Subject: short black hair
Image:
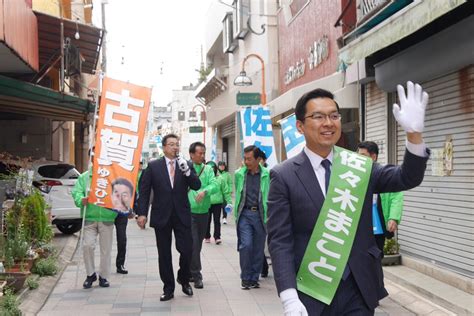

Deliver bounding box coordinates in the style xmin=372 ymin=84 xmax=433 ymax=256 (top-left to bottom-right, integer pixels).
xmin=111 ymin=177 xmax=134 ymax=195
xmin=162 ymin=133 xmax=179 ymax=147
xmin=256 ymin=148 xmax=267 ymax=161
xmin=206 ymin=161 xmax=218 ymax=175
xmin=295 ymin=88 xmax=340 ymax=122
xmin=243 ymin=145 xmax=260 ymax=159
xmin=217 ymin=161 xmax=228 ymax=171
xmin=189 ymin=141 xmax=206 ymax=154
xmin=357 ymin=141 xmax=379 ymax=156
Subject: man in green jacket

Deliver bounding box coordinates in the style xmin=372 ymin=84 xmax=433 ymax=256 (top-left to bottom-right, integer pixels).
xmin=358 ymin=141 xmax=404 ymax=253
xmin=72 ymin=156 xmax=117 ymax=289
xmin=234 ymin=145 xmax=270 ymax=290
xmin=187 ymin=142 xmax=217 ymax=289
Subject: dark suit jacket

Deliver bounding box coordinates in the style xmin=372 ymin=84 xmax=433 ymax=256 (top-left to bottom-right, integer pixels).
xmin=138 ymin=157 xmax=201 ymax=229
xmin=267 ymin=149 xmax=429 ymax=314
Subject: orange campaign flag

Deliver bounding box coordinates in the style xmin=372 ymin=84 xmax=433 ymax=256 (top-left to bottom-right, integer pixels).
xmin=89 ymin=77 xmax=152 ymax=212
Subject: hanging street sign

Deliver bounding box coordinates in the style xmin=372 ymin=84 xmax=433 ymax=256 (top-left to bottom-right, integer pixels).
xmin=237 ymin=92 xmax=261 ymax=106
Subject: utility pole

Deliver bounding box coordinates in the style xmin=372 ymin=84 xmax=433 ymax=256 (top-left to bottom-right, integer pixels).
xmin=101 ymin=0 xmax=107 ymax=73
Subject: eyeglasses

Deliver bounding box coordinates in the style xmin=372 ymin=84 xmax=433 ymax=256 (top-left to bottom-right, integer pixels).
xmin=165 ymin=142 xmax=180 ymax=147
xmin=304 ymin=112 xmax=341 ymax=122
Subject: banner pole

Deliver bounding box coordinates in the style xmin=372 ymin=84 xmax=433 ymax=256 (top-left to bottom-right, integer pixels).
xmin=75 ymin=71 xmax=102 ymax=287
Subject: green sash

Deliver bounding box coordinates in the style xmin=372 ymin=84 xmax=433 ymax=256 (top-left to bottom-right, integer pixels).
xmin=296 ymin=146 xmax=373 ymax=305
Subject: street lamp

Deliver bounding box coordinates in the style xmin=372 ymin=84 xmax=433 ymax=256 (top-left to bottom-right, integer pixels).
xmin=233 ymin=53 xmax=266 ymax=105
xmin=192 ymin=104 xmax=206 ymax=145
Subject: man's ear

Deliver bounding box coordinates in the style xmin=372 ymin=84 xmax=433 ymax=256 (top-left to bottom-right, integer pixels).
xmin=296 ymin=119 xmax=304 ymax=135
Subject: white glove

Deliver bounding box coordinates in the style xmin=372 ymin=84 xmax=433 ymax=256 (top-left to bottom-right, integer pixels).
xmin=393 ymin=81 xmax=429 ymax=133
xmin=280 ymin=288 xmax=308 ymax=316
xmin=177 ymin=156 xmax=190 ymax=176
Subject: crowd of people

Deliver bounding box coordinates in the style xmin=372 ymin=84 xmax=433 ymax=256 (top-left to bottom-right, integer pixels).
xmin=72 ymin=81 xmax=429 ymax=315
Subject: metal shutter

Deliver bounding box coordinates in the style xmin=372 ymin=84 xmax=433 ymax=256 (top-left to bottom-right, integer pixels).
xmin=365 ymin=82 xmax=388 ymax=164
xmin=396 ymin=66 xmax=474 ymax=276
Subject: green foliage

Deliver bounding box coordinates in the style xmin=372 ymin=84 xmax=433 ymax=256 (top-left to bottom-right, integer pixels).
xmin=26 ymin=276 xmax=39 ymax=290
xmin=32 ymin=257 xmax=58 ymax=277
xmin=196 ymin=65 xmax=213 ymax=84
xmin=0 ymin=288 xmax=22 ymax=316
xmin=5 ymin=189 xmax=53 ymax=248
xmin=383 ymin=238 xmax=399 ymax=255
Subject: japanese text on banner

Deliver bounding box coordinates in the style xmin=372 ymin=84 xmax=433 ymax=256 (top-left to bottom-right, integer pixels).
xmin=89 ymin=77 xmax=152 ymax=211
xmin=279 ymin=114 xmax=306 ymax=159
xmin=238 ymin=106 xmax=278 ymax=168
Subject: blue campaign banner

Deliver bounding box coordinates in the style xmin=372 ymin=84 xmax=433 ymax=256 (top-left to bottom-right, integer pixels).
xmin=211 ymin=128 xmax=217 ymax=162
xmin=238 ymin=106 xmax=278 ymax=168
xmin=372 ymin=195 xmax=384 ymax=235
xmin=279 ymin=114 xmax=306 ymax=159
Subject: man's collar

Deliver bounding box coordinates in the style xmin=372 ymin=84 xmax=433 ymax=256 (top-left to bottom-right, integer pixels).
xmin=304 ymin=146 xmax=334 ymax=169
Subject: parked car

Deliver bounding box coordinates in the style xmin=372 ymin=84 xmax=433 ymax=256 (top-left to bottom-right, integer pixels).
xmin=32 ymin=161 xmax=82 ymax=235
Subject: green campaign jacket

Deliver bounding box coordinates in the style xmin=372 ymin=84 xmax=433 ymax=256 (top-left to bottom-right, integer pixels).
xmin=234 ymin=164 xmax=270 ymax=224
xmin=380 ymin=191 xmax=403 ymax=224
xmin=188 ymin=163 xmax=218 ymax=214
xmin=71 ymin=170 xmax=117 ymax=222
xmin=210 ymin=174 xmax=232 ymax=205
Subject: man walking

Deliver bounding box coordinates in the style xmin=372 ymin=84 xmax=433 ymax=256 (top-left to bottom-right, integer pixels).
xmin=357 ymin=141 xmax=404 ymax=254
xmin=137 ymin=134 xmax=201 ymax=301
xmin=188 ymin=142 xmax=217 ymax=289
xmin=72 ymin=152 xmax=117 ymax=289
xmin=234 ymin=145 xmax=270 ymax=290
xmin=267 ymin=82 xmax=430 ymax=315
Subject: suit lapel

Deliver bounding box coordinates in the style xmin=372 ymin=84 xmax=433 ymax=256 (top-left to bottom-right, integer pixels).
xmin=293 ymin=151 xmax=325 ymax=210
xmin=160 ymin=158 xmax=173 ymax=188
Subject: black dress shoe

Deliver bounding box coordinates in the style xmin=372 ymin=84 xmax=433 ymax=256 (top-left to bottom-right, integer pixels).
xmin=194 ymin=279 xmax=203 ymax=289
xmin=99 ymin=276 xmax=110 ymax=287
xmin=181 ymin=283 xmax=193 ymax=296
xmin=117 ymin=265 xmax=128 ymax=274
xmin=83 ymin=273 xmax=97 ymax=289
xmin=160 ymin=293 xmax=174 ymax=301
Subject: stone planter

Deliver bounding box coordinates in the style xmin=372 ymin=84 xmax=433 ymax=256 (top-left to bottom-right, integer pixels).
xmin=382 ymin=253 xmax=401 ymax=266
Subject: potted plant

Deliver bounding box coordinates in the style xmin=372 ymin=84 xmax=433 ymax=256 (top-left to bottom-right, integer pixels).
xmin=382 ymin=238 xmax=401 ymax=266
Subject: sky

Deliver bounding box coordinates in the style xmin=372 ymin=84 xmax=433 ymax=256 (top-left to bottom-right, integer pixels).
xmin=92 ymin=0 xmax=213 ymax=106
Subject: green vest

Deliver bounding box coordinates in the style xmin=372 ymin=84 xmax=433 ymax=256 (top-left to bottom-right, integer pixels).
xmin=188 ymin=163 xmax=218 ymax=214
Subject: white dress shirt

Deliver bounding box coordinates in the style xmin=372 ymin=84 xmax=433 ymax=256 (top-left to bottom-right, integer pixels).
xmin=164 ymin=156 xmax=175 ymax=187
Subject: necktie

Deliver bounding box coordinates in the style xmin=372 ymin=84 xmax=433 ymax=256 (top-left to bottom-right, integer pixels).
xmin=169 ymin=160 xmax=175 ymax=187
xmin=321 ymin=158 xmax=351 ymax=280
xmin=321 ymin=159 xmax=331 ymax=194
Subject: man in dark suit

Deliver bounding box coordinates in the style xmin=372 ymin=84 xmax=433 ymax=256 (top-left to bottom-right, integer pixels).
xmin=137 ymin=133 xmax=201 ymax=301
xmin=268 ymin=82 xmax=429 ymax=315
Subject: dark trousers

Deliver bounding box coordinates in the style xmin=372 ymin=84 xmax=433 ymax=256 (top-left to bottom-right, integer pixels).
xmin=205 ymin=204 xmax=222 ymax=239
xmin=190 ymin=213 xmax=209 ymax=280
xmin=375 ymin=235 xmax=385 ymax=258
xmin=222 ymin=203 xmax=227 ymax=219
xmin=238 ymin=208 xmax=266 ymax=282
xmin=114 ymin=215 xmax=128 ymax=268
xmin=154 ymin=212 xmax=192 ymax=295
xmin=299 ymin=273 xmax=374 ymax=316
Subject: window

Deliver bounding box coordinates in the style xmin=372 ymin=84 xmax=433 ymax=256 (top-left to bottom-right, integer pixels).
xmin=37 ymin=164 xmax=79 ymax=179
xmin=233 ymin=0 xmax=250 ymax=40
xmin=223 ymin=12 xmax=238 ymax=53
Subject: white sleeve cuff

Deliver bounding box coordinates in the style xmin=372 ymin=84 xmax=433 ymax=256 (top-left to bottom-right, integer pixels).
xmin=184 ymin=169 xmax=191 ymax=177
xmin=406 ymin=139 xmax=427 ymax=157
xmin=280 ymin=288 xmax=298 ymax=302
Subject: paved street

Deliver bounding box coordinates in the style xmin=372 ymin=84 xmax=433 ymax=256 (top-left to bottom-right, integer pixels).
xmin=37 ymin=218 xmax=454 ymax=316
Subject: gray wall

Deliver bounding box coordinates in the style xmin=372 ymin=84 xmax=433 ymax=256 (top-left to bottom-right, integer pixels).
xmin=0 ymin=116 xmax=52 ymax=160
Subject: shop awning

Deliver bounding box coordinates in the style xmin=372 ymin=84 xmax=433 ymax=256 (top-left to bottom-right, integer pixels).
xmin=0 ymin=74 xmax=93 ymax=121
xmin=34 ymin=11 xmax=103 ymax=74
xmin=338 ymin=0 xmax=467 ymax=66
xmin=267 ymin=72 xmax=359 ymax=118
